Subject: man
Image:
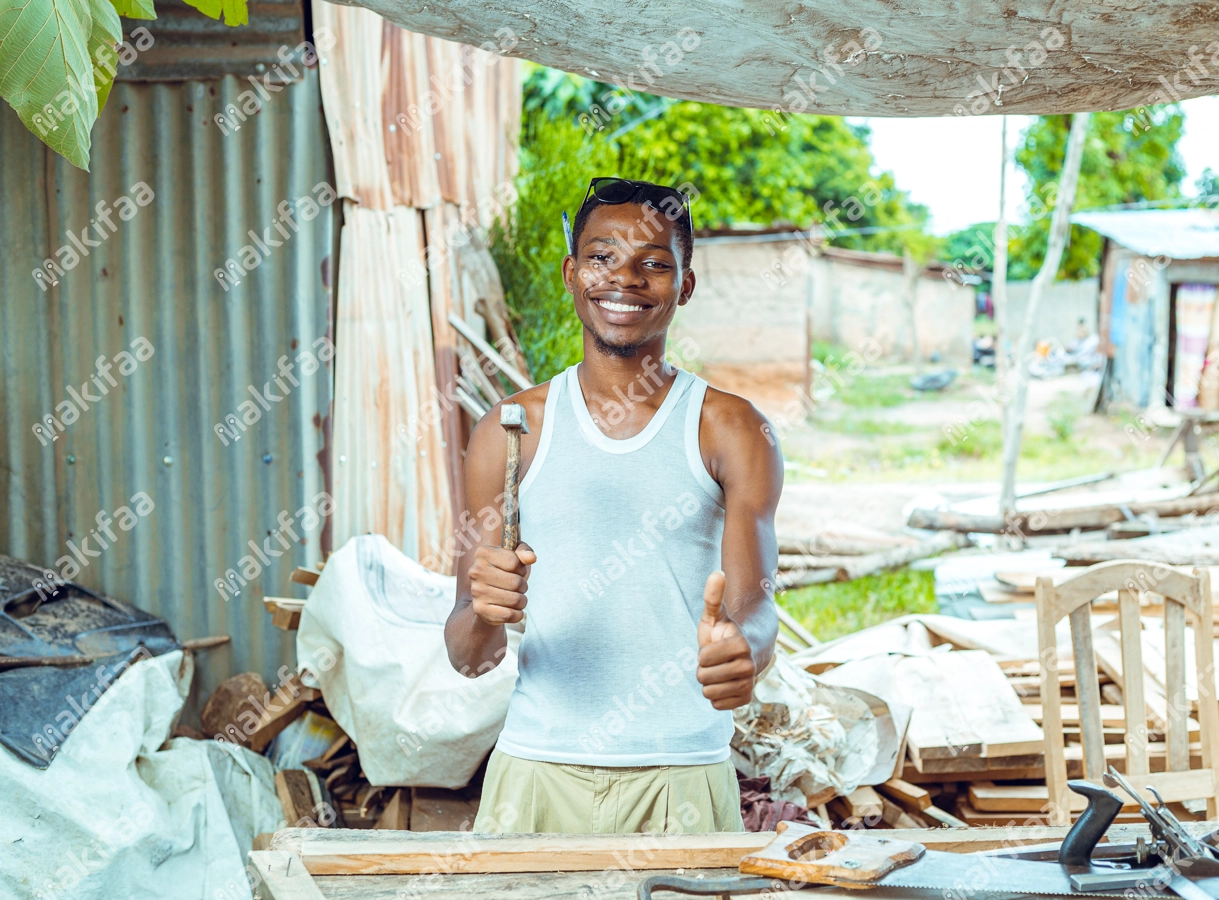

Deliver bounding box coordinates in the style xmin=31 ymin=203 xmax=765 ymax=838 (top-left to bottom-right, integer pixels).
xmin=445 ymin=177 xmax=782 ymax=834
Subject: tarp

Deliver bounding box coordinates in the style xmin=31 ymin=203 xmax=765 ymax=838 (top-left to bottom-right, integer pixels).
xmin=1 ymin=651 xmax=282 ymax=900
xmin=296 ymin=534 xmax=521 ymax=787
xmin=325 ymin=0 xmax=1219 ymax=115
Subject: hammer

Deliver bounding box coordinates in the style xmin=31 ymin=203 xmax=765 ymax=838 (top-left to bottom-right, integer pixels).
xmin=500 ymin=403 xmax=529 ymax=552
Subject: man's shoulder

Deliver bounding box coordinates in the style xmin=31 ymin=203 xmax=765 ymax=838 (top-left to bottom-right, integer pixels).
xmin=699 ymin=383 xmax=770 ymax=434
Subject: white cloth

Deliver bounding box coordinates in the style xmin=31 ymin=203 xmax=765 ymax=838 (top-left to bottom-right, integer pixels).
xmin=0 ymin=651 xmax=282 ymax=900
xmin=296 ymin=534 xmax=520 ymax=787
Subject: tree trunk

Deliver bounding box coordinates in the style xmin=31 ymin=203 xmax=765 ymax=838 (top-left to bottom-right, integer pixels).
xmin=903 ymin=249 xmax=922 ymax=373
xmin=993 ymin=117 xmax=1010 ymax=392
xmin=999 ymin=113 xmax=1090 ymax=514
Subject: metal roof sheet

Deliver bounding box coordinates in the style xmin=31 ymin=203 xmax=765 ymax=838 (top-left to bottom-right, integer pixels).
xmin=1072 ymin=209 xmax=1219 ymax=261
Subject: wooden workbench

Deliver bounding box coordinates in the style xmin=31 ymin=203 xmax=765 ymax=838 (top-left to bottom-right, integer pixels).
xmin=252 ymin=824 xmax=1157 ymax=899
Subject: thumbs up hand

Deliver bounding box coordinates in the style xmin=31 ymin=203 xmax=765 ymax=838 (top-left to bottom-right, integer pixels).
xmin=696 ymin=571 xmax=757 ymax=710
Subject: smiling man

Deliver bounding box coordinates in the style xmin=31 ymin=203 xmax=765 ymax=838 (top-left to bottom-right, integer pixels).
xmin=445 ymin=177 xmax=782 ymax=834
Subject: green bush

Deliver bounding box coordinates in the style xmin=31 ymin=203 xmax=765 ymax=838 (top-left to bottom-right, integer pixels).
xmin=489 ymin=115 xmax=617 ymax=383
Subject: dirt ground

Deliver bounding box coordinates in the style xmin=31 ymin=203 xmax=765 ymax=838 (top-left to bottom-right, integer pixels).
xmin=699 ymin=360 xmax=1193 ymax=539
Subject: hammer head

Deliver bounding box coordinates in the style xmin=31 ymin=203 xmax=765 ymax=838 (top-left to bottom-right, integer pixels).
xmin=500 ymin=402 xmax=529 ymax=434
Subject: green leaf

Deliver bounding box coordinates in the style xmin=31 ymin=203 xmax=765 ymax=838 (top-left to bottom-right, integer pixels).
xmin=0 ymin=0 xmax=121 ymax=169
xmin=181 ymin=0 xmax=246 ymax=26
xmin=108 ymin=0 xmax=156 ymax=20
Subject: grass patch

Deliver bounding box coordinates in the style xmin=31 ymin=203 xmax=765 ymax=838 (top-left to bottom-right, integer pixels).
xmin=834 ymin=373 xmax=912 ymax=408
xmin=819 ymin=417 xmax=920 ymax=436
xmin=937 ymin=420 xmax=1002 ymax=459
xmin=778 ymin=567 xmax=937 ymax=642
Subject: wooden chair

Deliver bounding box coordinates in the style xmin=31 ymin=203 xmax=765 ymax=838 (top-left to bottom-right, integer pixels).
xmin=1036 ymin=559 xmax=1219 ymax=825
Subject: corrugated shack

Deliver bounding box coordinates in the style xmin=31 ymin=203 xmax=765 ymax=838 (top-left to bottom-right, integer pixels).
xmin=1074 ymin=209 xmax=1219 ymax=410
xmin=0 ymin=0 xmax=522 ymax=712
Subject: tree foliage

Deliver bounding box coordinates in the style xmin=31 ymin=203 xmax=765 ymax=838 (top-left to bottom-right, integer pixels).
xmin=1009 ymin=108 xmax=1185 ymax=280
xmin=0 ymin=0 xmax=245 ymax=169
xmin=496 ymin=65 xmax=933 ymax=379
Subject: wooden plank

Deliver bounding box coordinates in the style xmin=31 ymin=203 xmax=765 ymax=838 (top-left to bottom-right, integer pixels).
xmin=301 ymin=833 xmax=773 ymax=875
xmin=775 ymin=604 xmax=819 ymax=647
xmin=374 ymin=790 xmax=411 ymax=830
xmin=1165 ymin=598 xmax=1190 ymax=771
xmin=1070 ymin=604 xmax=1107 ymax=782
xmin=1138 ymin=769 xmax=1218 ymax=804
xmin=277 ymin=770 xmax=320 ymax=827
xmin=920 ymin=805 xmax=968 ymax=828
xmin=898 ymin=650 xmax=1042 ymax=762
xmin=250 ymin=850 xmax=325 ymax=900
xmin=1022 ymin=703 xmax=1129 ymax=728
xmin=876 ymin=778 xmax=931 ymax=813
xmin=968 ymin=782 xmax=1087 ymax=813
xmin=1190 ymin=567 xmax=1219 ymax=819
xmin=838 ymin=786 xmax=883 ymax=820
xmin=291 ymin=567 xmax=321 ymax=586
xmin=1119 ymin=588 xmax=1151 ymax=778
xmin=1037 ymin=575 xmax=1071 ymax=827
xmin=880 ymin=797 xmax=924 ymax=828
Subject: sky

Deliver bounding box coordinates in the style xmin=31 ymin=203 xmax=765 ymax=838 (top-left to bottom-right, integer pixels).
xmin=848 ymin=96 xmax=1219 ymax=236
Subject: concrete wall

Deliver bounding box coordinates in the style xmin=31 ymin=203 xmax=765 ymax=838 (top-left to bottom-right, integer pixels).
xmin=671 ymin=237 xmax=974 ymax=365
xmin=1004 ymin=278 xmax=1099 ymax=348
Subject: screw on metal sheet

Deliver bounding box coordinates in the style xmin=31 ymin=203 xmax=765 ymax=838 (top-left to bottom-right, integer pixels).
xmin=66 ymin=454 xmax=76 ymax=464
xmin=163 ymin=455 xmax=173 ymax=466
xmin=339 ymin=455 xmax=347 ymax=465
xmin=256 ymin=63 xmax=266 ymax=72
xmin=263 ymin=453 xmax=273 ymax=464
xmin=842 ymin=860 xmax=862 ymax=869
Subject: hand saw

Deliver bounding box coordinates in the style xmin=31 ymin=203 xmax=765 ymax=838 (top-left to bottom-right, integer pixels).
xmin=639 ymin=778 xmax=1219 ymax=899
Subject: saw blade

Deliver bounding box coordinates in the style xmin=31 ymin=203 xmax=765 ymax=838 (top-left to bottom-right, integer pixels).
xmin=875 ymin=850 xmax=1143 ymax=897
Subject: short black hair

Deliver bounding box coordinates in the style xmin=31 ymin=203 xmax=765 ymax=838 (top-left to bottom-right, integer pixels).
xmin=571 ymin=191 xmax=693 ymax=269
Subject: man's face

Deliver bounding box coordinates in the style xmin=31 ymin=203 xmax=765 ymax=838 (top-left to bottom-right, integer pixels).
xmin=562 ymin=201 xmax=695 ymax=358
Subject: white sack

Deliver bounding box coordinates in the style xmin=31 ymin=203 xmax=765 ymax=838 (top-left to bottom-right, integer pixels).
xmin=296 ymin=534 xmax=520 ymax=788
xmin=0 ymin=651 xmax=281 ymax=900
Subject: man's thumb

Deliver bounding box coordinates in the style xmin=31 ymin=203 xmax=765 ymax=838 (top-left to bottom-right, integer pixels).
xmin=701 ymin=571 xmax=726 ymax=625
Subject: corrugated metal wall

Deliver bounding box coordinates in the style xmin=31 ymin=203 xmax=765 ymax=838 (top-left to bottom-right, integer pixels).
xmin=0 ymin=69 xmax=335 ymax=717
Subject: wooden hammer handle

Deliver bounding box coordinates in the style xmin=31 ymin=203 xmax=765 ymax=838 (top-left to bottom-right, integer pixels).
xmin=502 ymin=429 xmax=523 ymax=551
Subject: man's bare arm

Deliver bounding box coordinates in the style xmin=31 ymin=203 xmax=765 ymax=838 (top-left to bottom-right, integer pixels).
xmin=444 ymin=387 xmax=547 ymax=676
xmin=695 ymin=389 xmax=783 ymax=708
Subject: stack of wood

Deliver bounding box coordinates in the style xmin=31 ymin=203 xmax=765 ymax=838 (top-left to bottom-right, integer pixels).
xmin=776 ymin=530 xmax=968 ymax=589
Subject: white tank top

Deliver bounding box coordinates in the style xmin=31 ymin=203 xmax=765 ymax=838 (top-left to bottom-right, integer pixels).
xmin=495 ymin=364 xmax=732 ymax=766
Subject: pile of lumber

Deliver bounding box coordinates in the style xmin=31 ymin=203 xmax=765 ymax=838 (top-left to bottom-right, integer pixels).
xmin=785 ymin=588 xmax=1214 ymax=830
xmin=776 ymin=530 xmax=968 ymax=589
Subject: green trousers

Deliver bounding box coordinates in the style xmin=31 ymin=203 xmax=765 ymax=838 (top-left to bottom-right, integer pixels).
xmin=473 ymin=748 xmax=744 ymax=834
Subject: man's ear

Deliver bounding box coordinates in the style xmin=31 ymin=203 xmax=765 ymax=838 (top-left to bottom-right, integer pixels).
xmin=561 ymin=254 xmax=575 ymax=296
xmin=677 ymin=269 xmax=696 ymax=306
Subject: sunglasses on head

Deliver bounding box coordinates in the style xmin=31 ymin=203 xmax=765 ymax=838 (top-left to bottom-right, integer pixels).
xmin=580 ymin=177 xmax=694 ymax=231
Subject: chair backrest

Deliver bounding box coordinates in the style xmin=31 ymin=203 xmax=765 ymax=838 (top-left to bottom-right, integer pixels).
xmin=1035 ymin=559 xmax=1219 ymax=825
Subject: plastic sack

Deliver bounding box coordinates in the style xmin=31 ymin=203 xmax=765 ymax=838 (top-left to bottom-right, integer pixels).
xmin=296 ymin=534 xmax=520 ymax=788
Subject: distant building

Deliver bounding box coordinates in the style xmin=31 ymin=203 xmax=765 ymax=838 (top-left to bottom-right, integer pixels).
xmin=1073 ymin=209 xmax=1219 ymax=409
xmin=671 ymin=228 xmax=975 ymax=377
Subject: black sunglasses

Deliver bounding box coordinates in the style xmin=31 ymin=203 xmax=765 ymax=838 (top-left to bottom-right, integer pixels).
xmin=580 ymin=177 xmax=694 ymax=231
